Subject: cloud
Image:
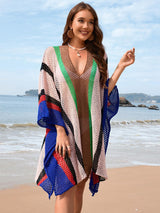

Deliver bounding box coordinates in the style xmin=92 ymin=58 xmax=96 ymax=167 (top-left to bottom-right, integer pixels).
xmin=0 ymin=0 xmax=39 ymax=13
xmin=26 ymin=58 xmax=41 ymax=64
xmin=0 ymin=0 xmax=80 ymax=14
xmin=111 ymin=27 xmax=152 ymax=41
xmin=0 ymin=0 xmax=159 ymax=95
xmin=42 ymin=0 xmax=75 ymax=10
xmin=0 ymin=0 xmax=157 ymax=17
xmin=98 ymin=0 xmax=160 ymax=25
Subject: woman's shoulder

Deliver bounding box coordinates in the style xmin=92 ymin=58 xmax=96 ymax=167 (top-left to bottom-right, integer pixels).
xmin=42 ymin=46 xmax=57 ymax=66
xmin=44 ymin=46 xmax=56 ymax=53
xmin=44 ymin=45 xmax=67 ymax=54
xmin=43 ymin=46 xmax=61 ymax=59
xmin=42 ymin=46 xmax=55 ymax=58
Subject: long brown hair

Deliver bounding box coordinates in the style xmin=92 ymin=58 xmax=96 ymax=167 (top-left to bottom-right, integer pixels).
xmin=62 ymin=2 xmax=108 ymax=87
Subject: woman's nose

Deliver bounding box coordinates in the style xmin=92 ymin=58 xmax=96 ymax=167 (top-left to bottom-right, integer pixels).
xmin=83 ymin=22 xmax=88 ymax=28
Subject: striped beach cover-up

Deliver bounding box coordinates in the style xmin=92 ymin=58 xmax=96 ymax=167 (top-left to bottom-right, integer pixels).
xmin=35 ymin=46 xmax=119 ymax=198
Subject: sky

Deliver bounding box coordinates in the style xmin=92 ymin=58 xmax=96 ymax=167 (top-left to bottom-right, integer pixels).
xmin=0 ymin=0 xmax=159 ymax=95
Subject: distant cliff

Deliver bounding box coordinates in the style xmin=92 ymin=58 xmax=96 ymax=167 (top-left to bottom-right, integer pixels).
xmin=119 ymin=97 xmax=135 ymax=107
xmin=120 ymin=93 xmax=160 ymax=103
xmin=25 ymin=89 xmax=38 ymax=96
xmin=24 ymin=89 xmax=160 ymax=103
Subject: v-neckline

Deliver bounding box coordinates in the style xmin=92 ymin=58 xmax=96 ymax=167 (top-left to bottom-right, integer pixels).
xmin=67 ymin=46 xmax=89 ymax=77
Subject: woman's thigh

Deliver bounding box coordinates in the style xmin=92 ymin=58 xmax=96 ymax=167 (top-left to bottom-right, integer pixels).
xmin=75 ymin=177 xmax=89 ymax=194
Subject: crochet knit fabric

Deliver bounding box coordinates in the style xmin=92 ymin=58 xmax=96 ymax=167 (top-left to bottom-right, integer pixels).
xmin=35 ymin=46 xmax=119 ymax=198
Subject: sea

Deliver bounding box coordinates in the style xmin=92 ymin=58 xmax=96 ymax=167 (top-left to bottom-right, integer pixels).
xmin=0 ymin=95 xmax=160 ymax=189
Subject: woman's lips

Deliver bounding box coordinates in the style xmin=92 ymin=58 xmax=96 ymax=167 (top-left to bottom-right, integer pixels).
xmin=80 ymin=31 xmax=89 ymax=35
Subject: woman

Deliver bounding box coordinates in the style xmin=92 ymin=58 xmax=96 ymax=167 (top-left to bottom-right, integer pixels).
xmin=35 ymin=2 xmax=135 ymax=213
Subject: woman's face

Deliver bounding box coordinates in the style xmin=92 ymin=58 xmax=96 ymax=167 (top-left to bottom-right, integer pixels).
xmin=70 ymin=9 xmax=94 ymax=43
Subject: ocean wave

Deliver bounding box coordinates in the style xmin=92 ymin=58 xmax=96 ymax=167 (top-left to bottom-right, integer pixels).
xmin=0 ymin=123 xmax=38 ymax=128
xmin=131 ymin=161 xmax=160 ymax=167
xmin=0 ymin=119 xmax=160 ymax=129
xmin=111 ymin=119 xmax=160 ymax=126
xmin=0 ymin=148 xmax=40 ymax=154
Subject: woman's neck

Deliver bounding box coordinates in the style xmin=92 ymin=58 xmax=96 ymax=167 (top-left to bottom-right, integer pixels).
xmin=69 ymin=38 xmax=85 ymax=49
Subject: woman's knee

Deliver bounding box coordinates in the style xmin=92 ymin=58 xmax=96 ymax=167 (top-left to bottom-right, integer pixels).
xmin=56 ymin=185 xmax=75 ymax=201
xmin=75 ymin=177 xmax=88 ymax=195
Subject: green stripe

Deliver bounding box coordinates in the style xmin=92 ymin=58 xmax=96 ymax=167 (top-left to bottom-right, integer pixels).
xmin=53 ymin=46 xmax=78 ymax=112
xmin=88 ymin=59 xmax=97 ymax=159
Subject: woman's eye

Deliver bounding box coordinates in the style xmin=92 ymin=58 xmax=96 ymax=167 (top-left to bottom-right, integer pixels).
xmin=78 ymin=19 xmax=94 ymax=25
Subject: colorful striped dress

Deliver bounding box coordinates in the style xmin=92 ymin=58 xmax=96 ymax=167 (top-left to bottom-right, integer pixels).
xmin=35 ymin=46 xmax=119 ymax=198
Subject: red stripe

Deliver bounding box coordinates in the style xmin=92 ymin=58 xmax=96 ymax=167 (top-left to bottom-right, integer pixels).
xmin=38 ymin=174 xmax=48 ymax=186
xmin=47 ymin=102 xmax=61 ymax=112
xmin=53 ymin=151 xmax=75 ymax=185
xmin=92 ymin=172 xmax=100 ymax=185
xmin=46 ymin=128 xmax=51 ymax=135
xmin=39 ymin=94 xmax=61 ymax=112
xmin=39 ymin=95 xmax=46 ymax=104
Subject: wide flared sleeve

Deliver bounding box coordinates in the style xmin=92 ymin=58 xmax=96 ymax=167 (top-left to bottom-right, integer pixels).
xmin=37 ymin=47 xmax=68 ymax=134
xmin=103 ymin=78 xmax=119 ymax=152
xmin=36 ymin=47 xmax=73 ymax=199
xmin=89 ymin=79 xmax=119 ymax=196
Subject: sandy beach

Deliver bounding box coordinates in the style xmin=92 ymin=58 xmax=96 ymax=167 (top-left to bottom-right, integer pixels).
xmin=0 ymin=166 xmax=160 ymax=213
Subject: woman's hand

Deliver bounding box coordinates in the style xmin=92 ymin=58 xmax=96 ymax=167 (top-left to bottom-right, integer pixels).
xmin=118 ymin=47 xmax=135 ymax=68
xmin=108 ymin=47 xmax=135 ymax=95
xmin=55 ymin=125 xmax=71 ymax=158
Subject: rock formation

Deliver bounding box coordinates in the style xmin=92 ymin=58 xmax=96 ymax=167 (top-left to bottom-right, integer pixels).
xmin=119 ymin=97 xmax=136 ymax=107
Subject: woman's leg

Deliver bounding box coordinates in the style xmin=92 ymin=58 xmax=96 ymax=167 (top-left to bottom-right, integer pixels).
xmin=74 ymin=177 xmax=88 ymax=213
xmin=55 ymin=186 xmax=75 ymax=213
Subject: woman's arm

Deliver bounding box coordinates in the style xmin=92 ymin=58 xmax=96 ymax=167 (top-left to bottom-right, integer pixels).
xmin=108 ymin=48 xmax=135 ymax=96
